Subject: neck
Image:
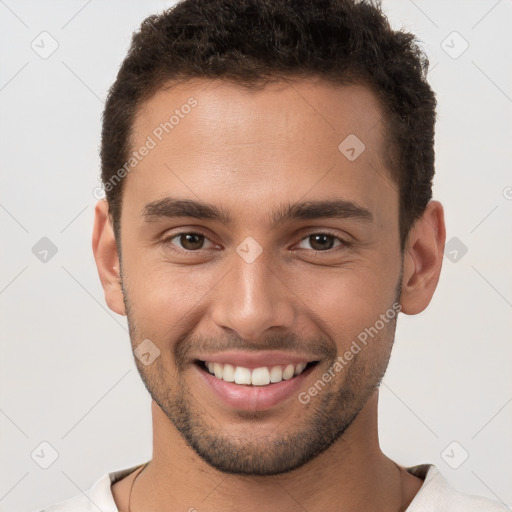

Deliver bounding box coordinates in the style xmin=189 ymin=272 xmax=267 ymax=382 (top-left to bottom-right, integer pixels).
xmin=125 ymin=391 xmax=422 ymax=512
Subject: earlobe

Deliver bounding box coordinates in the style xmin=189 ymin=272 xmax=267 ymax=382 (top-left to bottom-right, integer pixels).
xmin=399 ymin=200 xmax=446 ymax=315
xmin=92 ymin=200 xmax=126 ymax=316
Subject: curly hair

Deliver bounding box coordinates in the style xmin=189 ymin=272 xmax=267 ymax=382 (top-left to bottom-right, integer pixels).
xmin=101 ymin=0 xmax=436 ymax=251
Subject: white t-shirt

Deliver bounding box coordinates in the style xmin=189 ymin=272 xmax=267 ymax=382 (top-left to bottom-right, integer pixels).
xmin=36 ymin=463 xmax=510 ymax=511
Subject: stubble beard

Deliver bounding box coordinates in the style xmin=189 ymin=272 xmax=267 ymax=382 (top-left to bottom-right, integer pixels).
xmin=120 ymin=268 xmax=402 ymax=476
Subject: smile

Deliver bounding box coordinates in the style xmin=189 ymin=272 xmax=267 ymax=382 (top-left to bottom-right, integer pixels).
xmin=193 ymin=355 xmax=320 ymax=411
xmin=199 ymin=360 xmax=318 ymax=386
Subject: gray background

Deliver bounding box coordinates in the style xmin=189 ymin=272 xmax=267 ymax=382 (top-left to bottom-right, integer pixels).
xmin=0 ymin=0 xmax=511 ymax=510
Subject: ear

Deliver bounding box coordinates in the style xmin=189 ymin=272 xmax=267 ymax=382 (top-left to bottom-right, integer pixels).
xmin=92 ymin=200 xmax=126 ymax=316
xmin=399 ymin=200 xmax=446 ymax=315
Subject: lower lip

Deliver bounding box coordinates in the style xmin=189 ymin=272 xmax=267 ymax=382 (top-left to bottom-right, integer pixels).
xmin=195 ymin=363 xmax=316 ymax=411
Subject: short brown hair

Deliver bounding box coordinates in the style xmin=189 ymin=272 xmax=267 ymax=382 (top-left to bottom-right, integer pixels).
xmin=101 ymin=0 xmax=436 ymax=251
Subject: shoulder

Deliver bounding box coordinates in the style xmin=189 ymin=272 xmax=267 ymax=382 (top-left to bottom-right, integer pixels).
xmin=34 ymin=463 xmax=146 ymax=512
xmin=406 ymin=464 xmax=510 ymax=512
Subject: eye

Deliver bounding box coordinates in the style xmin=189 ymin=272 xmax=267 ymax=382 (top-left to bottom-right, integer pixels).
xmin=164 ymin=232 xmax=217 ymax=252
xmin=162 ymin=231 xmax=349 ymax=254
xmin=296 ymin=232 xmax=349 ymax=252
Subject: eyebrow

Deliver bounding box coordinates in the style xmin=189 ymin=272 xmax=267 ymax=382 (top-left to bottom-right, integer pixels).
xmin=142 ymin=196 xmax=374 ymax=226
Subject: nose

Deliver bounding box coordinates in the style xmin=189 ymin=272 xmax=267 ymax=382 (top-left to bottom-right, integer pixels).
xmin=210 ymin=247 xmax=296 ymax=341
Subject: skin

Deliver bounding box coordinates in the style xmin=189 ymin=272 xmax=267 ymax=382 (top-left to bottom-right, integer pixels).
xmin=93 ymin=78 xmax=446 ymax=512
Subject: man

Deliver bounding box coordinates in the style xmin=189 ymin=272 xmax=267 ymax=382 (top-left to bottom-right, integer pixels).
xmin=39 ymin=0 xmax=508 ymax=510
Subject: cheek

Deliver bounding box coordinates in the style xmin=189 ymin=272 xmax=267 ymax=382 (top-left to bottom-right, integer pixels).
xmin=124 ymin=258 xmax=217 ymax=332
xmin=291 ymin=266 xmax=400 ymax=373
xmin=295 ymin=264 xmax=397 ymax=330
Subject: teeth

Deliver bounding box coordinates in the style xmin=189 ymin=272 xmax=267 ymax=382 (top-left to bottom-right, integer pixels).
xmin=213 ymin=362 xmax=223 ymax=379
xmin=222 ymin=363 xmax=235 ymax=382
xmin=203 ymin=361 xmax=311 ymax=386
xmin=282 ymin=364 xmax=295 ymax=380
xmin=269 ymin=366 xmax=283 ymax=382
xmin=294 ymin=362 xmax=307 ymax=375
xmin=251 ymin=367 xmax=271 ymax=386
xmin=234 ymin=366 xmax=251 ymax=385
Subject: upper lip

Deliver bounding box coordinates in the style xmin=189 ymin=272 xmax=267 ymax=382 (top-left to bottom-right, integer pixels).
xmin=194 ymin=350 xmax=319 ymax=369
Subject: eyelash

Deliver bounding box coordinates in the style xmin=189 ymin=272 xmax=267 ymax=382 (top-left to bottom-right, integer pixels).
xmin=162 ymin=230 xmax=351 ymax=254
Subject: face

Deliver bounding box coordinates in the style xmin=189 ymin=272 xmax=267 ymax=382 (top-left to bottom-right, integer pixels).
xmin=114 ymin=79 xmax=404 ymax=475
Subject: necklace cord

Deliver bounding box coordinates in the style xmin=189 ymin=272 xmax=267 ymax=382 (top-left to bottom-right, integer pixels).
xmin=127 ymin=461 xmax=150 ymax=512
xmin=127 ymin=461 xmax=406 ymax=512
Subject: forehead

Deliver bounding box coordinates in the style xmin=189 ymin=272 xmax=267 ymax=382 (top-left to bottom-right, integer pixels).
xmin=124 ymin=77 xmax=397 ymax=230
xmin=132 ymin=77 xmax=387 ymax=153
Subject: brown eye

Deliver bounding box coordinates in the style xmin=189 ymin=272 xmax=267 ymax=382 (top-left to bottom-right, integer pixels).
xmin=166 ymin=232 xmax=215 ymax=252
xmin=179 ymin=233 xmax=205 ymax=250
xmin=296 ymin=233 xmax=347 ymax=252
